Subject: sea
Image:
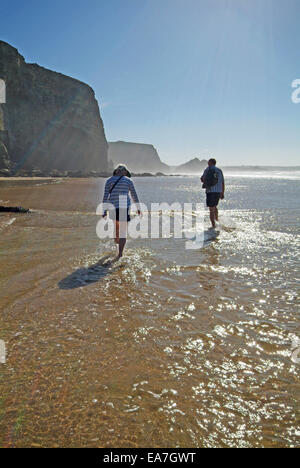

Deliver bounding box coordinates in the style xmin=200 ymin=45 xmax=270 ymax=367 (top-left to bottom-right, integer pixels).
xmin=0 ymin=170 xmax=299 ymax=447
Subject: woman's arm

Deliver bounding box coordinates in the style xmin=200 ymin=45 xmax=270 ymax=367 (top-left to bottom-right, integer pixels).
xmin=129 ymin=180 xmax=141 ymax=214
xmin=102 ymin=180 xmax=110 ymax=216
xmin=129 ymin=180 xmax=140 ymax=204
xmin=102 ymin=180 xmax=110 ymax=204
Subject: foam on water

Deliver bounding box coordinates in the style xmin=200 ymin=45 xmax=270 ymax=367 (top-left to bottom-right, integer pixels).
xmin=0 ymin=216 xmax=16 ymax=231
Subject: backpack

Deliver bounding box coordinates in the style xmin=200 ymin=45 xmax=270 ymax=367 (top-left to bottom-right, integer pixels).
xmin=203 ymin=167 xmax=218 ymax=188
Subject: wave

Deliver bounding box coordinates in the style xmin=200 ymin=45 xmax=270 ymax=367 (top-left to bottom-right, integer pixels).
xmin=224 ymin=171 xmax=300 ymax=180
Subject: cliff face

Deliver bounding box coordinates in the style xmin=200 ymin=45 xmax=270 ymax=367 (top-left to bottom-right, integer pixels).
xmin=0 ymin=41 xmax=108 ymax=174
xmin=108 ymin=141 xmax=170 ymax=174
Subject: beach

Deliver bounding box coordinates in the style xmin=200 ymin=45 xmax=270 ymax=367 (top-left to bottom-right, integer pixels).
xmin=0 ymin=173 xmax=299 ymax=448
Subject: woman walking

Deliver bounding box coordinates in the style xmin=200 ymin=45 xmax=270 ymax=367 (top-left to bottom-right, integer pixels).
xmin=102 ymin=164 xmax=141 ymax=258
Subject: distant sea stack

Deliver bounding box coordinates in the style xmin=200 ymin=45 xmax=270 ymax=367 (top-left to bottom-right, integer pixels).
xmin=108 ymin=141 xmax=170 ymax=174
xmin=0 ymin=41 xmax=108 ymax=175
xmin=174 ymin=157 xmax=207 ymax=174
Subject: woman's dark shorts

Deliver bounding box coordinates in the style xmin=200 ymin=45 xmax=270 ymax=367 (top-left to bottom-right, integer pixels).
xmin=110 ymin=208 xmax=131 ymax=222
xmin=206 ymin=193 xmax=221 ymax=207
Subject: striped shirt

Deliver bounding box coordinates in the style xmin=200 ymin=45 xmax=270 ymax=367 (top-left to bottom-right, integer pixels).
xmin=102 ymin=176 xmax=140 ymax=209
xmin=201 ymin=166 xmax=224 ymax=193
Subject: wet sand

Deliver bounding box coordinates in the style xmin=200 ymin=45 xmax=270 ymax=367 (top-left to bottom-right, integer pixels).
xmin=0 ymin=177 xmax=299 ymax=447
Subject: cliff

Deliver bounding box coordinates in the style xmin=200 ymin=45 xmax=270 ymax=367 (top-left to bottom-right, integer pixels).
xmin=108 ymin=141 xmax=170 ymax=174
xmin=0 ymin=41 xmax=108 ymax=175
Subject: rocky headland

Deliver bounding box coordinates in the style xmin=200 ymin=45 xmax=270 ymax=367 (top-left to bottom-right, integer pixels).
xmin=0 ymin=41 xmax=108 ymax=176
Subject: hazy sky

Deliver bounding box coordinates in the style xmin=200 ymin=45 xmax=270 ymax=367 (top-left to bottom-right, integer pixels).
xmin=1 ymin=0 xmax=300 ymax=165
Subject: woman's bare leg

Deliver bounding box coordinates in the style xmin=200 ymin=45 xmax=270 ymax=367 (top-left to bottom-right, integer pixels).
xmin=118 ymin=221 xmax=127 ymax=257
xmin=115 ymin=221 xmax=119 ymax=244
xmin=118 ymin=238 xmax=127 ymax=258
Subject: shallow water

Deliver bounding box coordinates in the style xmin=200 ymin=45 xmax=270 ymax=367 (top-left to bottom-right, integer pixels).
xmin=0 ymin=175 xmax=299 ymax=447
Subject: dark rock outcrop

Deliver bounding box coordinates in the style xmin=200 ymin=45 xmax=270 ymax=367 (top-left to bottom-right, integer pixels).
xmin=0 ymin=206 xmax=30 ymax=213
xmin=0 ymin=41 xmax=108 ymax=175
xmin=108 ymin=141 xmax=170 ymax=174
xmin=174 ymin=157 xmax=207 ymax=174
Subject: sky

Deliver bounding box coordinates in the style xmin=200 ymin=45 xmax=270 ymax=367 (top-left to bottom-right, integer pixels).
xmin=1 ymin=0 xmax=300 ymax=166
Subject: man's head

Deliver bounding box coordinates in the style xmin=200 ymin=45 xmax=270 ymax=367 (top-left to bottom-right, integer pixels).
xmin=208 ymin=158 xmax=216 ymax=167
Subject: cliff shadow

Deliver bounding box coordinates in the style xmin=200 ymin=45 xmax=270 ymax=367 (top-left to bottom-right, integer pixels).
xmin=58 ymin=255 xmax=118 ymax=290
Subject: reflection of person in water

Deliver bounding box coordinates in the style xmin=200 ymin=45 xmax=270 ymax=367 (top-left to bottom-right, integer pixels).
xmin=102 ymin=164 xmax=141 ymax=258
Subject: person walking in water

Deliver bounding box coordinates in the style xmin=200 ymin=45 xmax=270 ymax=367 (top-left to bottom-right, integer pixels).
xmin=102 ymin=164 xmax=141 ymax=258
xmin=201 ymin=158 xmax=225 ymax=229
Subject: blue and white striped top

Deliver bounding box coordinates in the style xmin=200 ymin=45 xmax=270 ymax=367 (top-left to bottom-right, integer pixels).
xmin=201 ymin=166 xmax=225 ymax=193
xmin=102 ymin=176 xmax=140 ymax=209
